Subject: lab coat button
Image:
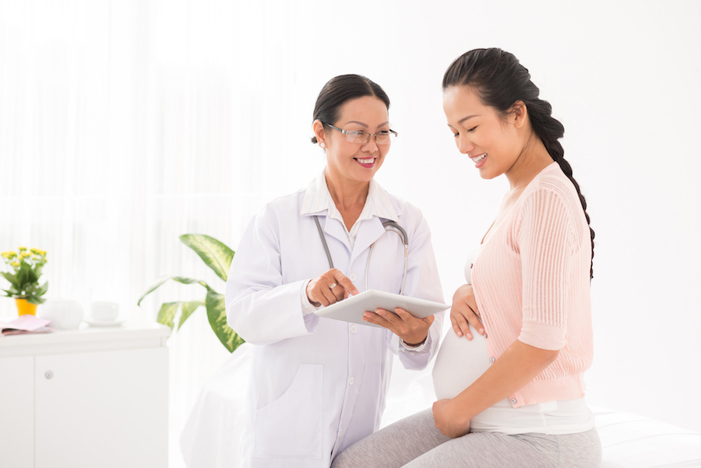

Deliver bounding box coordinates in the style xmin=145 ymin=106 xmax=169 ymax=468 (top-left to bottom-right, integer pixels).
xmin=489 ymin=357 xmax=495 ymax=363
xmin=349 ymin=273 xmax=357 ymax=281
xmin=511 ymin=398 xmax=517 ymax=404
xmin=348 ymin=377 xmax=354 ymax=385
xmin=350 ymin=325 xmax=357 ymax=334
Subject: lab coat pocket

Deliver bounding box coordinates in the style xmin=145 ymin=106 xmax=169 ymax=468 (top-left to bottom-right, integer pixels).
xmin=253 ymin=364 xmax=323 ymax=459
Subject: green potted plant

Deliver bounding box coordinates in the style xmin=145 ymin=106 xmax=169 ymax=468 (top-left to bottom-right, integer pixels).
xmin=1 ymin=247 xmax=49 ymax=316
xmin=138 ymin=234 xmax=244 ymax=353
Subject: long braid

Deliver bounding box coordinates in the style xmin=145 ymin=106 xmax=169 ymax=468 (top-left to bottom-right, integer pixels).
xmin=528 ymin=100 xmax=595 ymax=279
xmin=443 ymin=48 xmax=595 ymax=279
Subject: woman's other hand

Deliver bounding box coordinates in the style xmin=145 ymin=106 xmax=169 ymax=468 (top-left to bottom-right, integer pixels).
xmin=451 ymin=284 xmax=484 ymax=340
xmin=363 ymin=307 xmax=434 ymax=346
xmin=306 ymin=269 xmax=359 ymax=307
xmin=432 ymin=399 xmax=470 ymax=438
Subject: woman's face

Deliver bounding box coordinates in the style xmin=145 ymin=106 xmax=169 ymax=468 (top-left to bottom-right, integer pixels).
xmin=319 ymin=96 xmax=391 ymax=185
xmin=443 ymin=85 xmax=524 ymax=180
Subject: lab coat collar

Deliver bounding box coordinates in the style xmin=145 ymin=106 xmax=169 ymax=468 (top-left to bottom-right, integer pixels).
xmin=300 ymin=169 xmax=401 ymax=221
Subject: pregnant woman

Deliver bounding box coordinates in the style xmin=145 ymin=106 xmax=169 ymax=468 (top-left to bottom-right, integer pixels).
xmin=331 ymin=48 xmax=601 ymax=467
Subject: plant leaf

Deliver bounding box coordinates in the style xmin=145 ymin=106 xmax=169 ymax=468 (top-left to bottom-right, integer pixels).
xmin=1 ymin=272 xmax=19 ymax=288
xmin=157 ymin=302 xmax=181 ymax=330
xmin=26 ymin=295 xmax=45 ymax=305
xmin=177 ymin=300 xmax=205 ymax=330
xmin=180 ymin=234 xmax=235 ymax=282
xmin=205 ymin=290 xmax=244 ymax=353
xmin=17 ymin=265 xmax=30 ymax=289
xmin=137 ymin=275 xmax=211 ymax=306
xmin=36 ymin=281 xmax=48 ymax=296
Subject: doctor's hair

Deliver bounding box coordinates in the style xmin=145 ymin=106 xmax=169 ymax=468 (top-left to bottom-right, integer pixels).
xmin=310 ymin=74 xmax=390 ymax=144
xmin=443 ymin=48 xmax=595 ymax=279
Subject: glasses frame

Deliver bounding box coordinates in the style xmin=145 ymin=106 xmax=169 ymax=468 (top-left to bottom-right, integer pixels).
xmin=322 ymin=122 xmax=398 ymax=145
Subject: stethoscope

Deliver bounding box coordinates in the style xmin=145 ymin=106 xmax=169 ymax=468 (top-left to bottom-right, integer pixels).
xmin=313 ymin=215 xmax=409 ymax=295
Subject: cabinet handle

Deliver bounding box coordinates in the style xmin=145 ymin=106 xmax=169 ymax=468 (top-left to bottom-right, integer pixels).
xmin=45 ymin=370 xmax=54 ymax=379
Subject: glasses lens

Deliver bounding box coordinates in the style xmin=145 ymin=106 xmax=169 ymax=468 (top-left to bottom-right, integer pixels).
xmin=376 ymin=131 xmax=396 ymax=145
xmin=346 ymin=131 xmax=365 ymax=144
xmin=375 ymin=132 xmax=390 ymax=145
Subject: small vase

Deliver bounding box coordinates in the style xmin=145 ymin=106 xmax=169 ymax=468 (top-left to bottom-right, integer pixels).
xmin=15 ymin=297 xmax=38 ymax=316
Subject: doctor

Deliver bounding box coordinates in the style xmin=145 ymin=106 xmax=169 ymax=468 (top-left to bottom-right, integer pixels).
xmin=226 ymin=74 xmax=445 ymax=468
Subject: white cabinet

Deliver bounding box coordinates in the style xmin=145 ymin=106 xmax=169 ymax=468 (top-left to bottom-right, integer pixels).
xmin=0 ymin=323 xmax=170 ymax=468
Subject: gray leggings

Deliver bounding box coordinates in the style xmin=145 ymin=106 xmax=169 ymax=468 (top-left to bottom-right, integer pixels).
xmin=331 ymin=409 xmax=602 ymax=468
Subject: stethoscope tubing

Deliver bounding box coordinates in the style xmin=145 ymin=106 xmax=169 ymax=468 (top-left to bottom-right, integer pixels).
xmin=313 ymin=215 xmax=409 ymax=295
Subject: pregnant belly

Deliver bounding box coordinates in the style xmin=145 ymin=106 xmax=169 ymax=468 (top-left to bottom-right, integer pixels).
xmin=432 ymin=328 xmax=491 ymax=400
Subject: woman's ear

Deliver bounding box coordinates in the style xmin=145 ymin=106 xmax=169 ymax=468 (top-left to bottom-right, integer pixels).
xmin=511 ymin=101 xmax=527 ymax=129
xmin=312 ymin=120 xmax=327 ymax=147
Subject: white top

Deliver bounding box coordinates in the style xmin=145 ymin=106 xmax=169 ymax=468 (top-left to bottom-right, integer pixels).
xmin=432 ymin=245 xmax=595 ymax=435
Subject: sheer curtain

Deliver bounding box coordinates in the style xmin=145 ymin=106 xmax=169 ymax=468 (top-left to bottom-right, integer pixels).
xmin=0 ymin=0 xmax=327 ymax=464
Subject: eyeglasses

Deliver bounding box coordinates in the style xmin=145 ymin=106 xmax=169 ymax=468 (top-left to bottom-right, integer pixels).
xmin=323 ymin=122 xmax=398 ymax=145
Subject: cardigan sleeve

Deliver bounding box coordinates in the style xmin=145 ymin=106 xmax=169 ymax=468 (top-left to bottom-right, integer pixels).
xmin=517 ymin=187 xmax=576 ymax=351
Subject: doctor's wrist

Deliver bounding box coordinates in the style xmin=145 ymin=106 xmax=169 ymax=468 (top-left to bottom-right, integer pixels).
xmin=400 ymin=335 xmax=428 ymax=352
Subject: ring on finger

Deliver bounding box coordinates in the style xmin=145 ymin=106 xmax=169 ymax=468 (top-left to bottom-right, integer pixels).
xmin=329 ymin=283 xmax=337 ymax=289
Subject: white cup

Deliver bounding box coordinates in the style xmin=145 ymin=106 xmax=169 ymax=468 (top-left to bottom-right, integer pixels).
xmin=91 ymin=302 xmax=119 ymax=322
xmin=39 ymin=299 xmax=84 ymax=330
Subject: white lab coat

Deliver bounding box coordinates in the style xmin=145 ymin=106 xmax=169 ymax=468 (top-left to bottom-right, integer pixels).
xmin=226 ymin=176 xmax=444 ymax=468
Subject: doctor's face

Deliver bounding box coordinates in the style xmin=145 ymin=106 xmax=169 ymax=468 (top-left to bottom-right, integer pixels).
xmin=323 ymin=96 xmax=391 ymax=184
xmin=443 ymin=85 xmax=523 ymax=180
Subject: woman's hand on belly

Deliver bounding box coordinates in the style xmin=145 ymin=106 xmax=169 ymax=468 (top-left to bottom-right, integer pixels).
xmin=451 ymin=284 xmax=484 ymax=340
xmin=433 ymin=398 xmax=471 ymax=438
xmin=363 ymin=307 xmax=433 ymax=346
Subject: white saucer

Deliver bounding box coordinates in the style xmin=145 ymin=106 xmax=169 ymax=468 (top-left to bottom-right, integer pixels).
xmin=84 ymin=318 xmax=127 ymax=327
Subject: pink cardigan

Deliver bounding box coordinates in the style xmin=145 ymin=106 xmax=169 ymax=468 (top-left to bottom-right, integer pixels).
xmin=472 ymin=162 xmax=594 ymax=408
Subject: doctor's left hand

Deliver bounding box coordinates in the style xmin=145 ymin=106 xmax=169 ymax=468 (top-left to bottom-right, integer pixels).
xmin=363 ymin=307 xmax=434 ymax=347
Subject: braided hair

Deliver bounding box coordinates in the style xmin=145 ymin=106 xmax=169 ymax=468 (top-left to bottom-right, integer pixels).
xmin=443 ymin=48 xmax=595 ymax=279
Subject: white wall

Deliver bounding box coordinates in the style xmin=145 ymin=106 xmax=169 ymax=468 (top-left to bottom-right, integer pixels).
xmin=2 ymin=0 xmax=699 ymax=447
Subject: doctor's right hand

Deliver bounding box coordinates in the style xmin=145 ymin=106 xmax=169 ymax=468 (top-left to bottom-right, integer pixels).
xmin=451 ymin=284 xmax=485 ymax=340
xmin=306 ymin=269 xmax=359 ymax=307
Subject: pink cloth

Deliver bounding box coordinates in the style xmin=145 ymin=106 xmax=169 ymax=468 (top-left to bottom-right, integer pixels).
xmin=472 ymin=162 xmax=594 ymax=408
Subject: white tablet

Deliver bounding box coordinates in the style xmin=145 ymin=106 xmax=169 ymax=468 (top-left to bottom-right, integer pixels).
xmin=314 ymin=289 xmax=449 ymax=329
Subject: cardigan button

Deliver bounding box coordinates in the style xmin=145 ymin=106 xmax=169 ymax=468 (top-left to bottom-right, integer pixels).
xmin=489 ymin=357 xmax=495 ymax=363
xmin=511 ymin=398 xmax=517 ymax=404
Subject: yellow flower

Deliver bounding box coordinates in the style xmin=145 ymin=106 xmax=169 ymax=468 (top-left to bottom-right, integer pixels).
xmin=18 ymin=246 xmax=27 ymax=251
xmin=11 ymin=261 xmax=20 ymax=267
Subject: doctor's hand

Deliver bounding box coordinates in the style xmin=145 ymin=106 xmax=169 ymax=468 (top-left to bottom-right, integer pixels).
xmin=451 ymin=284 xmax=484 ymax=340
xmin=363 ymin=307 xmax=434 ymax=347
xmin=306 ymin=269 xmax=359 ymax=307
xmin=433 ymin=398 xmax=471 ymax=438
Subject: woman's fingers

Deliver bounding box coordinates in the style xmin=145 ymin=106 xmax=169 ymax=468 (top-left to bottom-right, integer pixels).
xmin=450 ymin=284 xmax=485 ymax=339
xmin=451 ymin=305 xmax=472 ymax=339
xmin=465 ymin=304 xmax=484 ymax=336
xmin=332 ymin=270 xmax=359 ymax=297
xmin=307 ymin=269 xmax=358 ymax=306
xmin=363 ymin=308 xmax=395 ymax=331
xmin=364 ymin=307 xmax=431 ymax=345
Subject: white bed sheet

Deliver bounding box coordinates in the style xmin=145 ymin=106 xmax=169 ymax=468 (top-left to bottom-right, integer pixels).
xmin=180 ymin=344 xmax=701 ymax=468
